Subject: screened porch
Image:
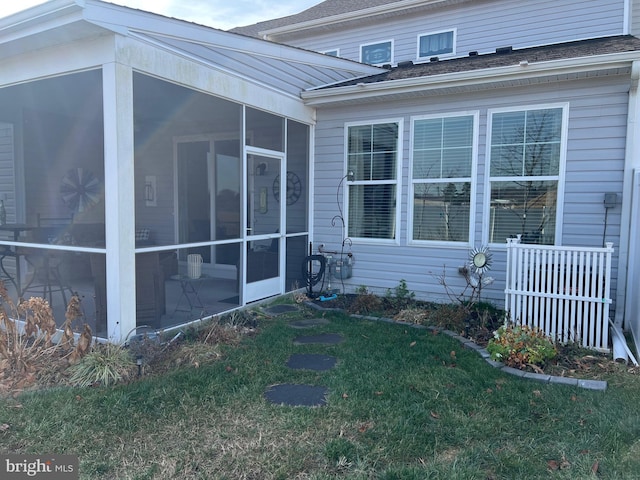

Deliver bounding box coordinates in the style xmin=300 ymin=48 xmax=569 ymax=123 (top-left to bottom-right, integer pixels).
xmin=0 ymin=69 xmax=310 ymax=339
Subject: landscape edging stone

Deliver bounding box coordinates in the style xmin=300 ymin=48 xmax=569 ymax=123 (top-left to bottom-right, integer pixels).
xmin=304 ymin=301 xmax=608 ymax=391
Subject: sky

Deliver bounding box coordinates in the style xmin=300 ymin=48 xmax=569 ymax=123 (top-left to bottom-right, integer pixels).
xmin=0 ymin=0 xmax=322 ymax=30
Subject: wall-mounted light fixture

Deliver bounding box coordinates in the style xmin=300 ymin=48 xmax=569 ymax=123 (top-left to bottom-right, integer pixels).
xmin=145 ymin=175 xmax=157 ymax=207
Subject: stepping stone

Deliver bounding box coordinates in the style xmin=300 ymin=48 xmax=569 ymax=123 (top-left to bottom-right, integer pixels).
xmin=293 ymin=333 xmax=344 ymax=345
xmin=286 ymin=353 xmax=337 ymax=371
xmin=263 ymin=304 xmax=299 ymax=315
xmin=264 ymin=384 xmax=328 ymax=407
xmin=288 ymin=317 xmax=330 ymax=329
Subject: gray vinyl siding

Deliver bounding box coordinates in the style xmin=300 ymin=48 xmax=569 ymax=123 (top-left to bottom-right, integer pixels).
xmin=312 ymin=75 xmax=629 ymax=312
xmin=290 ymin=0 xmax=625 ymax=65
xmin=632 ymin=0 xmax=640 ymax=35
xmin=0 ymin=123 xmax=15 ymax=223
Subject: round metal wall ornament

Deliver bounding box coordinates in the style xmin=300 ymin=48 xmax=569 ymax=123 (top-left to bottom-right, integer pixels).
xmin=60 ymin=168 xmax=101 ymax=213
xmin=273 ymin=171 xmax=302 ymax=205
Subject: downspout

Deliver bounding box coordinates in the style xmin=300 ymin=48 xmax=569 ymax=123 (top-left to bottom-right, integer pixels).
xmin=616 ymin=60 xmax=640 ymax=357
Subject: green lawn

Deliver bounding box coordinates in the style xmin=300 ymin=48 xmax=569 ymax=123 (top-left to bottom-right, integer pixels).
xmin=1 ymin=308 xmax=640 ymax=479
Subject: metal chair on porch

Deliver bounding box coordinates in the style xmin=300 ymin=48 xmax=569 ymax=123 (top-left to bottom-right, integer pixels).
xmin=20 ymin=214 xmax=75 ymax=306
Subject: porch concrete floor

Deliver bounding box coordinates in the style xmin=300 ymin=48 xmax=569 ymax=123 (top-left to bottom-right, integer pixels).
xmin=2 ymin=274 xmax=240 ymax=339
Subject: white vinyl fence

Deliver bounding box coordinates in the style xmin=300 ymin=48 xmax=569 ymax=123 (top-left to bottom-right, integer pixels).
xmin=505 ymin=237 xmax=613 ymax=351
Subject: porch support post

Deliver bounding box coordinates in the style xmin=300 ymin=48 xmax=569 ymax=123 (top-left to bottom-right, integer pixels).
xmin=102 ymin=62 xmax=136 ymax=343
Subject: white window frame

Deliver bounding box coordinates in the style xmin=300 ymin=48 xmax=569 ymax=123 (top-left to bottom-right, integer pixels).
xmin=417 ymin=29 xmax=456 ymax=60
xmin=344 ymin=118 xmax=403 ymax=245
xmin=408 ymin=111 xmax=479 ymax=247
xmin=483 ymin=103 xmax=569 ymax=247
xmin=360 ymin=39 xmax=394 ymax=66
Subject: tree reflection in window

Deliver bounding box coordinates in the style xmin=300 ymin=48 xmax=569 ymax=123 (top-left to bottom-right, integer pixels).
xmin=489 ymin=107 xmax=563 ymax=244
xmin=411 ymin=114 xmax=474 ymax=242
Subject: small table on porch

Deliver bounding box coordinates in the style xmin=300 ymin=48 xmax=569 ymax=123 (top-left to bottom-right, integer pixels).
xmin=170 ymin=274 xmax=210 ymax=316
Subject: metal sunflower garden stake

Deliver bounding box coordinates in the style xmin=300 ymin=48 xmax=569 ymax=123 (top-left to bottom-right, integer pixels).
xmin=466 ymin=246 xmax=494 ymax=304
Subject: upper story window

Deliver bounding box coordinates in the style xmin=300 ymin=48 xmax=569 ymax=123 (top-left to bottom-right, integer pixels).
xmin=487 ymin=105 xmax=566 ymax=245
xmin=346 ymin=120 xmax=402 ymax=241
xmin=360 ymin=40 xmax=393 ymax=65
xmin=410 ymin=112 xmax=477 ymax=244
xmin=418 ymin=29 xmax=455 ymax=59
xmin=321 ymin=49 xmax=339 ymax=57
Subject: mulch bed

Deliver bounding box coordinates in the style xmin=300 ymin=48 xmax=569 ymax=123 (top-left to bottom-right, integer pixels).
xmin=310 ymin=293 xmax=638 ymax=380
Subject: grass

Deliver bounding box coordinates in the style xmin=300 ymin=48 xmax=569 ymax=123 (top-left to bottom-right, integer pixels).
xmin=1 ymin=306 xmax=640 ymax=479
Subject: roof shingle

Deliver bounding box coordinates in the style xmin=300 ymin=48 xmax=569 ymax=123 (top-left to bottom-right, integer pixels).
xmin=316 ymin=35 xmax=640 ymax=89
xmin=230 ymin=0 xmax=407 ymax=36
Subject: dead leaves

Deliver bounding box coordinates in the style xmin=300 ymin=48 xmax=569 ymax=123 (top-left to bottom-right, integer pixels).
xmin=0 ymin=290 xmax=93 ymax=395
xmin=358 ymin=421 xmax=373 ymax=433
xmin=547 ymin=455 xmax=571 ymax=471
xmin=547 ymin=453 xmax=600 ymax=474
xmin=69 ymin=324 xmax=93 ymax=363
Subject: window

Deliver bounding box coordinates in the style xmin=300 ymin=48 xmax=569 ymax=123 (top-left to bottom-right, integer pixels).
xmin=321 ymin=49 xmax=339 ymax=57
xmin=346 ymin=121 xmax=401 ymax=240
xmin=487 ymin=106 xmax=566 ymax=245
xmin=418 ymin=30 xmax=455 ymax=59
xmin=360 ymin=40 xmax=393 ymax=65
xmin=410 ymin=113 xmax=476 ymax=243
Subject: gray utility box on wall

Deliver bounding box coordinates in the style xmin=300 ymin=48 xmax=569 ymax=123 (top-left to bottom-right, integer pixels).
xmin=327 ymin=254 xmax=353 ymax=279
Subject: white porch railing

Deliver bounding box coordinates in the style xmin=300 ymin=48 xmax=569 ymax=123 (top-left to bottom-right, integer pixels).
xmin=505 ymin=237 xmax=614 ymax=351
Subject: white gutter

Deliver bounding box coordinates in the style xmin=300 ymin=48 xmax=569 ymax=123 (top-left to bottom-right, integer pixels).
xmin=0 ymin=0 xmax=82 ymax=35
xmin=301 ymin=50 xmax=640 ymax=105
xmin=617 ymin=61 xmax=640 ymax=333
xmin=259 ymin=0 xmax=464 ymax=38
xmin=624 ymin=0 xmax=631 ymax=35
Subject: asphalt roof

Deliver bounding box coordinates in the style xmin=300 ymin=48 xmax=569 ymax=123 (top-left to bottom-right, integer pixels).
xmin=230 ymin=0 xmax=407 ymax=36
xmin=314 ymin=35 xmax=640 ymax=89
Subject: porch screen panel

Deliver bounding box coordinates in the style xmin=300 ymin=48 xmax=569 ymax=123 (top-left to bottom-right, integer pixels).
xmin=246 ymin=107 xmax=284 ymax=152
xmin=285 ymin=120 xmax=309 ymax=234
xmin=347 ymin=122 xmax=399 ymax=240
xmin=133 ymin=73 xmax=242 ymax=249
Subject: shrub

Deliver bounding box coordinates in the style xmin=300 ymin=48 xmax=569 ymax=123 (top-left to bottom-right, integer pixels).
xmin=68 ymin=343 xmax=135 ymax=387
xmin=347 ymin=289 xmax=383 ymax=315
xmin=384 ymin=279 xmax=415 ymax=310
xmin=487 ymin=324 xmax=557 ymax=369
